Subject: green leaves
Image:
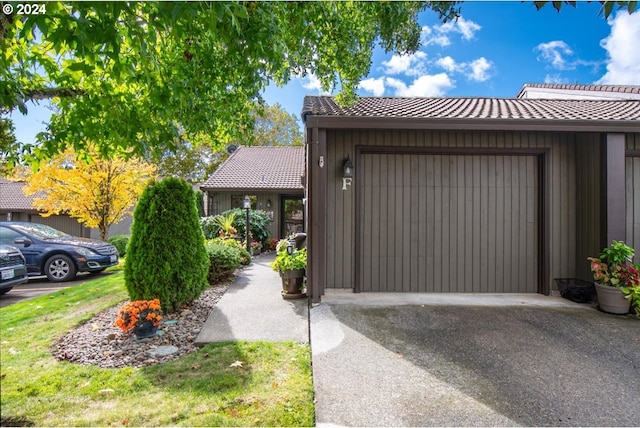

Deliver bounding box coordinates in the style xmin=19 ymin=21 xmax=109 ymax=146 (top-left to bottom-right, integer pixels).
xmin=3 ymin=1 xmax=461 ymax=162
xmin=533 ymin=1 xmax=636 ymax=18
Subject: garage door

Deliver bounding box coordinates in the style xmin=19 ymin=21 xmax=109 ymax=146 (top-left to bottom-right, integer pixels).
xmin=627 ymin=155 xmax=640 ymax=264
xmin=359 ymin=153 xmax=539 ymax=293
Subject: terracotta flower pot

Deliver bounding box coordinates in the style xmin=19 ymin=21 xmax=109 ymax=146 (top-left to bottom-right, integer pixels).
xmin=595 ymin=283 xmax=631 ymax=314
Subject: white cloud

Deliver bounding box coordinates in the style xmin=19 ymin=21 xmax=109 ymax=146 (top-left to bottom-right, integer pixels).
xmin=301 ymin=74 xmax=332 ymax=95
xmin=436 ymin=56 xmax=457 ymax=72
xmin=468 ymin=57 xmax=492 ymax=82
xmin=435 ymin=55 xmax=493 ymax=82
xmin=534 ymin=40 xmax=574 ymax=70
xmin=358 ymin=74 xmax=454 ymax=97
xmin=381 ymin=51 xmax=428 ymax=76
xmin=596 ymin=12 xmax=640 ymax=84
xmin=385 ymin=74 xmax=454 ymax=97
xmin=421 ymin=16 xmax=481 ymax=46
xmin=359 ymin=77 xmax=386 ymax=96
xmin=301 ymin=74 xmax=322 ymax=91
xmin=544 ymin=74 xmax=569 ymax=84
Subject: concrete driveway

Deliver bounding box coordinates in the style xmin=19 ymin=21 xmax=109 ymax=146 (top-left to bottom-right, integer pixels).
xmin=311 ymin=292 xmax=640 ymax=427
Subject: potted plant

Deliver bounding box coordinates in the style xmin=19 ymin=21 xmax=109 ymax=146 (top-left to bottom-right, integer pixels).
xmin=115 ymin=298 xmax=163 ymax=339
xmin=271 ymin=239 xmax=307 ymax=299
xmin=249 ymin=240 xmax=262 ymax=256
xmin=588 ymin=241 xmax=639 ymax=315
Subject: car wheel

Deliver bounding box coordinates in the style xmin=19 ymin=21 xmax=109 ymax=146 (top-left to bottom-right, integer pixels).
xmin=45 ymin=255 xmax=77 ymax=282
xmin=0 ymin=287 xmax=12 ymax=295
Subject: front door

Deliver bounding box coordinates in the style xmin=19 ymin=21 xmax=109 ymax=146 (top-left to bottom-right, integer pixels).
xmin=281 ymin=196 xmax=304 ymax=237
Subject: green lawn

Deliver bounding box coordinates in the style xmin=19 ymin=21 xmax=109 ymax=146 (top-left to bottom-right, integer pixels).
xmin=0 ymin=273 xmax=315 ymax=426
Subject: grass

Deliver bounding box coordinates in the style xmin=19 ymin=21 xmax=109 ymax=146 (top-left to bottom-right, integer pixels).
xmin=0 ymin=273 xmax=315 ymax=426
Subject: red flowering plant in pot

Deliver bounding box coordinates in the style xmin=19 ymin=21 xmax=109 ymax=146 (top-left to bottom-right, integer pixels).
xmin=588 ymin=241 xmax=640 ymax=316
xmin=115 ymin=298 xmax=163 ymax=338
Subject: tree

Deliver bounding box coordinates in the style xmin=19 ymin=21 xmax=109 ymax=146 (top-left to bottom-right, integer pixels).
xmin=153 ymin=103 xmax=303 ymax=181
xmin=0 ymin=1 xmax=460 ymax=163
xmin=252 ymin=103 xmax=304 ymax=147
xmin=0 ymin=118 xmax=18 ymax=175
xmin=153 ymin=138 xmax=223 ymax=183
xmin=23 ymin=145 xmax=156 ymax=241
xmin=2 ymin=1 xmax=634 ymax=165
xmin=124 ymin=177 xmax=209 ymax=312
xmin=534 ymin=1 xmax=637 ymax=18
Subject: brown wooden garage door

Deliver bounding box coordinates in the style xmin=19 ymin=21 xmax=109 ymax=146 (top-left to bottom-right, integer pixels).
xmin=359 ymin=153 xmax=539 ymax=293
xmin=627 ymin=155 xmax=640 ymax=264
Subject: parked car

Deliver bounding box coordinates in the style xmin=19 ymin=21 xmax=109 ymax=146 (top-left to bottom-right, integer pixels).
xmin=0 ymin=244 xmax=29 ymax=294
xmin=0 ymin=222 xmax=118 ymax=282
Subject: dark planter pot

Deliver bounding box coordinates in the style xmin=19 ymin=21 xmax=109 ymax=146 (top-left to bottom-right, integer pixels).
xmin=279 ymin=269 xmax=306 ymax=299
xmin=595 ymin=283 xmax=631 ymax=314
xmin=134 ymin=321 xmax=159 ymax=339
xmin=279 ymin=269 xmax=305 ymax=279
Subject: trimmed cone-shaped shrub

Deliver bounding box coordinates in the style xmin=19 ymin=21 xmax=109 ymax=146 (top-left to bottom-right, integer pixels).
xmin=125 ymin=178 xmax=210 ymax=312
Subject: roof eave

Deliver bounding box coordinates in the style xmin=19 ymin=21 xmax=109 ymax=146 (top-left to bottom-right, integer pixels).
xmin=304 ymin=115 xmax=640 ymax=133
xmin=199 ymin=186 xmax=304 ymax=193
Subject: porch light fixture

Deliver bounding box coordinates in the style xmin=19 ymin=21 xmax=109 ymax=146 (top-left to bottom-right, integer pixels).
xmin=266 ymin=199 xmax=272 ymax=209
xmin=343 ymin=156 xmax=354 ymax=178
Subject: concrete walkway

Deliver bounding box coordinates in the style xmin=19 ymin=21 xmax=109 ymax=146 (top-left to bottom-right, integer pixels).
xmin=196 ymin=261 xmax=640 ymax=427
xmin=194 ymin=253 xmax=308 ymax=345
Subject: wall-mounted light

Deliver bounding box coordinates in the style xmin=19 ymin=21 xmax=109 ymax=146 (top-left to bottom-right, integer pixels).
xmin=266 ymin=199 xmax=272 ymax=209
xmin=343 ymin=156 xmax=354 ymax=178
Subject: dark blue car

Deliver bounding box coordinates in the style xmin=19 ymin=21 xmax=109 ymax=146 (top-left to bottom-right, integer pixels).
xmin=0 ymin=222 xmax=119 ymax=282
xmin=0 ymin=244 xmax=29 ymax=294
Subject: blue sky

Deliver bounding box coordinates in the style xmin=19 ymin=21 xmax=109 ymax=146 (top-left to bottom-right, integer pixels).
xmin=11 ymin=2 xmax=640 ymax=143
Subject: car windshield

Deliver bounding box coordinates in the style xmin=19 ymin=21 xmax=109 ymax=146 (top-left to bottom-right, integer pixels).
xmin=12 ymin=223 xmax=70 ymax=240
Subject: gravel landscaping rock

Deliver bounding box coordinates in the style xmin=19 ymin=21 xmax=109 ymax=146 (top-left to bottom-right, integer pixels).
xmin=52 ymin=284 xmax=229 ymax=368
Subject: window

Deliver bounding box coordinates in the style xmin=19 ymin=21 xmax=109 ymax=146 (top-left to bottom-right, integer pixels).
xmin=231 ymin=195 xmax=257 ymax=210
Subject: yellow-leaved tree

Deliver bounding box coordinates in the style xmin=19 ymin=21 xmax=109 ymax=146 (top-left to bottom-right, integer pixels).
xmin=23 ymin=145 xmax=156 ymax=241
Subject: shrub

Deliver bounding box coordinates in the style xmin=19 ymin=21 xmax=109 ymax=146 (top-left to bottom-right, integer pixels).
xmin=209 ymin=237 xmax=252 ymax=266
xmin=201 ymin=208 xmax=272 ymax=248
xmin=108 ymin=235 xmax=130 ymax=258
xmin=205 ymin=241 xmax=241 ymax=284
xmin=265 ymin=237 xmax=279 ymax=252
xmin=125 ymin=178 xmax=210 ymax=312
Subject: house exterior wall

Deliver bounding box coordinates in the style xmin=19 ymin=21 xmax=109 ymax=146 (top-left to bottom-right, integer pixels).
xmin=323 ymin=129 xmax=581 ymax=294
xmin=574 ymin=133 xmax=601 ymax=281
xmin=1 ymin=212 xmax=91 ymax=238
xmin=627 ymin=134 xmax=640 ymax=263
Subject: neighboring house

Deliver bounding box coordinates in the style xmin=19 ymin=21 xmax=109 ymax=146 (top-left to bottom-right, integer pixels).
xmin=517 ymin=83 xmax=640 ymax=100
xmin=200 ymin=146 xmax=305 ymax=239
xmin=0 ymin=179 xmax=131 ymax=239
xmin=301 ymin=88 xmax=640 ymax=303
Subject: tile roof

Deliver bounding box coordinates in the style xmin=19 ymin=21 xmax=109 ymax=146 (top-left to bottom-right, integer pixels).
xmin=200 ymin=146 xmax=305 ymax=191
xmin=302 ymin=96 xmax=640 ymax=123
xmin=0 ymin=179 xmax=40 ymax=211
xmin=517 ymin=83 xmax=640 ymax=98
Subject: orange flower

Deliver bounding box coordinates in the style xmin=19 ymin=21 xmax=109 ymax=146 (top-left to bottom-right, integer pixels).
xmin=114 ymin=299 xmax=163 ymax=333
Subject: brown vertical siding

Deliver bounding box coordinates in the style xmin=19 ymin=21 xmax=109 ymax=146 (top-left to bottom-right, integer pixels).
xmin=575 ymin=134 xmax=602 ymax=281
xmin=627 ymin=134 xmax=640 ymax=263
xmin=30 ymin=214 xmax=87 ymax=237
xmin=600 ymin=134 xmax=627 ymax=247
xmin=359 ymin=152 xmax=539 ymax=293
xmin=326 ymin=129 xmax=576 ymax=293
